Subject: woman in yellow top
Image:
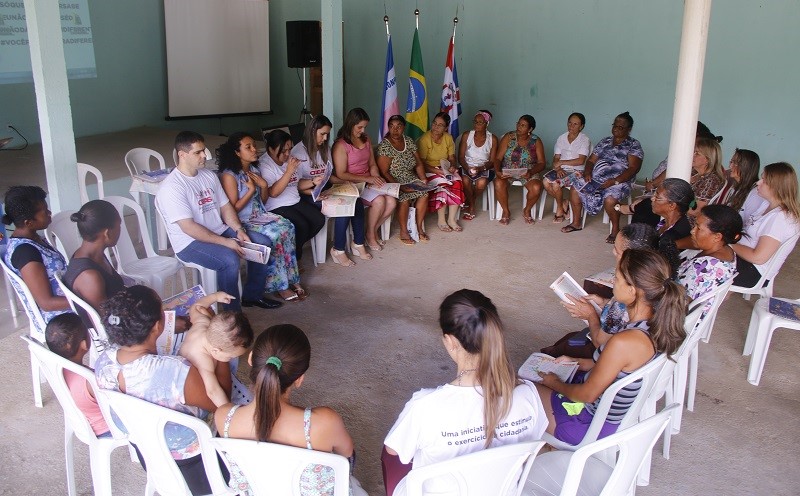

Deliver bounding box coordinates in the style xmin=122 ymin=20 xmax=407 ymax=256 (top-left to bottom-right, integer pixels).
xmin=417 ymin=112 xmax=466 ymax=232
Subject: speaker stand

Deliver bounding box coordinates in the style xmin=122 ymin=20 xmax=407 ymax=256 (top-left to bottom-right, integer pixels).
xmin=299 ymin=67 xmax=312 ymax=125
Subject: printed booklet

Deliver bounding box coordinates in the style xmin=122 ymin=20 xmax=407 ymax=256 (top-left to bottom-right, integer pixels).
xmin=518 ymin=352 xmax=579 ymax=383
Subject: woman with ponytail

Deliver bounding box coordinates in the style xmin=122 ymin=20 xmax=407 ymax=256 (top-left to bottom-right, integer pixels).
xmin=537 ymin=249 xmax=687 ymax=446
xmin=382 ymin=289 xmax=547 ymax=495
xmin=214 ymin=324 xmax=367 ymax=496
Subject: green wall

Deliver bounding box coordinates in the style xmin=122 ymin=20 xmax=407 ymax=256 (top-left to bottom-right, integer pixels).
xmin=2 ymin=0 xmax=799 ymax=177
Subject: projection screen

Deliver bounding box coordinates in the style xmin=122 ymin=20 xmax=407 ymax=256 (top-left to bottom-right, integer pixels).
xmin=164 ymin=0 xmax=270 ymax=118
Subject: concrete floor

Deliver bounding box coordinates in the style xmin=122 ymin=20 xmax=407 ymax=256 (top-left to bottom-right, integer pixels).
xmin=0 ymin=129 xmax=798 ymax=495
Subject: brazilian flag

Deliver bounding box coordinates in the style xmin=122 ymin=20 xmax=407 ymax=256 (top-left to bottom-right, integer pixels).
xmin=405 ymin=28 xmax=428 ymax=140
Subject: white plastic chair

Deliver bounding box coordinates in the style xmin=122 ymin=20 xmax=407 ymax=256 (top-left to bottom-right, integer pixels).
xmin=396 ymin=441 xmax=545 ymax=496
xmin=45 ymin=210 xmax=81 ymax=261
xmin=211 ymin=437 xmax=354 ymax=496
xmin=729 ymin=231 xmax=800 ymax=301
xmin=125 ymin=147 xmax=167 ymax=176
xmin=22 ymin=335 xmax=129 ymax=496
xmin=635 ymin=280 xmax=731 ymax=486
xmin=101 ymin=390 xmax=232 ymax=496
xmin=314 ymin=215 xmax=391 ymax=265
xmin=0 ymin=203 xmax=19 ymax=322
xmin=77 ymin=163 xmax=106 ymax=203
xmin=482 ymin=185 xmax=496 ymax=220
xmin=743 ymin=296 xmax=800 ymax=385
xmin=543 ymin=354 xmax=669 ymax=455
xmin=551 ymin=190 xmax=587 ymax=229
xmin=103 ymin=195 xmax=187 ymax=297
xmin=523 ymin=404 xmax=677 ymax=496
xmin=54 ymin=273 xmax=110 ymax=366
xmin=494 ymin=181 xmax=548 ymax=222
xmin=0 ymin=257 xmax=47 ymax=407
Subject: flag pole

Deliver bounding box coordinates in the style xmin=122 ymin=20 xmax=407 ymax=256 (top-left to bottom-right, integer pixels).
xmin=452 ymin=16 xmax=458 ymax=42
xmin=414 ymin=8 xmax=419 ymax=30
xmin=384 ymin=15 xmax=390 ymax=39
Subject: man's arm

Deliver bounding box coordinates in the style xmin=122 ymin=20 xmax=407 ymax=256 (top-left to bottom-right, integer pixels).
xmin=220 ymin=203 xmax=251 ymax=244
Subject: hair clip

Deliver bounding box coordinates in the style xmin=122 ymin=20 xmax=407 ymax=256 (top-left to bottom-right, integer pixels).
xmin=108 ymin=315 xmax=120 ymax=326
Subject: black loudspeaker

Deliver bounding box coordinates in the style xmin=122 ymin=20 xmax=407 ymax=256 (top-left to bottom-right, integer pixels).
xmin=286 ymin=21 xmax=321 ymax=68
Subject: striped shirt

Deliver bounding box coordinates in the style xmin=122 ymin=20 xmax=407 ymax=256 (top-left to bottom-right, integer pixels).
xmin=582 ymin=320 xmax=656 ymax=424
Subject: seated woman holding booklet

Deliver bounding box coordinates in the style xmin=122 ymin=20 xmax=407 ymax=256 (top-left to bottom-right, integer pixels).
xmin=217 ymin=132 xmax=305 ymax=302
xmin=541 ymin=222 xmax=658 ymax=359
xmin=537 ymin=249 xmax=687 ymax=445
xmin=332 ymin=108 xmax=397 ymax=254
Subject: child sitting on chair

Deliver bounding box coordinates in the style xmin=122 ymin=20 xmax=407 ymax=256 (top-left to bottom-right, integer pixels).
xmin=45 ymin=313 xmax=110 ymax=437
xmin=179 ymin=292 xmax=254 ymax=407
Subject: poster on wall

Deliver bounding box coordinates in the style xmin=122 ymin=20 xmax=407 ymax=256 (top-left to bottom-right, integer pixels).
xmin=0 ymin=0 xmax=97 ymax=84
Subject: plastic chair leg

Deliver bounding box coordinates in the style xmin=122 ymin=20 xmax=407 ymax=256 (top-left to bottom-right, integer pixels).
xmin=748 ymin=321 xmax=777 ymax=386
xmin=65 ymin=428 xmax=77 ymax=496
xmin=90 ymin=443 xmax=117 ymax=496
xmin=31 ymin=350 xmax=43 ymax=408
xmin=687 ymin=347 xmax=699 ymax=411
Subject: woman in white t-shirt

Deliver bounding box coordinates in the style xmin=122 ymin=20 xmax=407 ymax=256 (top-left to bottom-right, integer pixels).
xmin=543 ymin=112 xmax=590 ymax=223
xmin=259 ymin=129 xmax=325 ymax=262
xmin=382 ymin=289 xmax=547 ymax=496
xmin=731 ymin=162 xmax=800 ymax=288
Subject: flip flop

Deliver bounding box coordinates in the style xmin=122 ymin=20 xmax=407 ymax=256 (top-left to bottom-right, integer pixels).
xmin=438 ymin=224 xmax=453 ymax=232
xmin=278 ymin=290 xmax=300 ymax=302
xmin=523 ymin=216 xmax=535 ymax=225
xmin=419 ymin=232 xmax=430 ymax=242
xmin=561 ymin=224 xmax=582 ymax=233
xmin=606 ymin=233 xmax=617 ymax=244
xmin=399 ymin=236 xmax=415 ymax=245
xmin=553 ymin=214 xmax=566 ymax=223
xmin=449 ymin=223 xmax=463 ymax=232
xmin=499 ymin=217 xmax=510 ymax=226
xmin=462 ymin=212 xmax=476 ymax=221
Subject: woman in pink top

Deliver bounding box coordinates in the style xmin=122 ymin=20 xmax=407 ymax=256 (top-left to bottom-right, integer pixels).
xmin=331 ymin=108 xmax=397 ymax=266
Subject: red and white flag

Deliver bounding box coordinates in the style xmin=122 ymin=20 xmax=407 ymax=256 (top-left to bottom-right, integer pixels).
xmin=440 ymin=35 xmax=461 ymax=137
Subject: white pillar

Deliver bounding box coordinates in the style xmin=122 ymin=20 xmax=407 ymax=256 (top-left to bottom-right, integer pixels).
xmin=321 ymin=0 xmax=343 ymax=131
xmin=23 ymin=0 xmax=80 ymax=212
xmin=666 ymin=0 xmax=713 ymax=181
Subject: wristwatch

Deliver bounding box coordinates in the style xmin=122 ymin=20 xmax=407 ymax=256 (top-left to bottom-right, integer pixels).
xmin=613 ymin=180 xmax=620 ymax=186
xmin=237 ymin=226 xmax=247 ymax=233
xmin=614 ymin=204 xmax=621 ymax=212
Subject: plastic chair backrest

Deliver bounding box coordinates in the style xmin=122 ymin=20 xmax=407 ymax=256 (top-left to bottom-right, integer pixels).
xmin=21 ymin=335 xmax=126 ymax=442
xmin=558 ymin=404 xmax=677 ymax=496
xmin=546 ymin=353 xmax=669 ymax=452
xmin=101 ymin=390 xmax=231 ymax=496
xmin=44 ymin=210 xmax=81 ymax=261
xmin=76 ymin=163 xmax=105 ymax=203
xmin=731 ymin=230 xmax=800 ymax=296
xmin=104 ymin=195 xmax=157 ymax=263
xmin=54 ymin=273 xmax=110 ymax=361
xmin=211 ymin=437 xmax=353 ymax=496
xmin=124 ymin=147 xmax=166 ymax=177
xmin=0 ymin=256 xmax=47 ymax=341
xmin=403 ymin=441 xmax=546 ymax=496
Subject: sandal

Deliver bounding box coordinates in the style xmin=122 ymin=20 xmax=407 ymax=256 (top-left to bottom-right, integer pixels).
xmin=278 ymin=289 xmax=300 ymax=302
xmin=330 ymin=248 xmax=355 ymax=267
xmin=553 ymin=214 xmax=566 ymax=223
xmin=462 ymin=212 xmax=476 ymax=221
xmin=561 ymin=224 xmax=582 ymax=233
xmin=350 ymin=243 xmax=373 ymax=260
xmin=367 ymin=241 xmax=383 ymax=252
xmin=438 ymin=224 xmax=453 ymax=232
xmin=419 ymin=231 xmax=430 ymax=242
xmin=523 ymin=216 xmax=535 ymax=225
xmin=606 ymin=233 xmax=617 ymax=244
xmin=448 ymin=222 xmax=463 ymax=232
xmin=499 ymin=217 xmax=510 ymax=226
xmin=292 ymin=285 xmax=309 ymax=300
xmin=400 ymin=236 xmax=416 ymax=246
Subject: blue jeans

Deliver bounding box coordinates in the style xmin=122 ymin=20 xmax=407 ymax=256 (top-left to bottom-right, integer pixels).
xmin=177 ymin=228 xmax=269 ymax=310
xmin=333 ymin=200 xmax=365 ymax=250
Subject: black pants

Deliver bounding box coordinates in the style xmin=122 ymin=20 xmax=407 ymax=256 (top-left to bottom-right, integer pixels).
xmin=131 ymin=442 xmax=230 ymax=495
xmin=272 ymin=201 xmax=326 ymax=261
xmin=733 ymin=258 xmax=766 ymax=289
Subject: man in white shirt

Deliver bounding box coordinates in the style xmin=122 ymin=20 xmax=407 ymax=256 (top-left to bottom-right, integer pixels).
xmin=156 ymin=131 xmax=281 ymax=310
